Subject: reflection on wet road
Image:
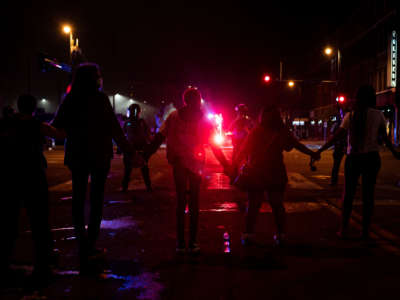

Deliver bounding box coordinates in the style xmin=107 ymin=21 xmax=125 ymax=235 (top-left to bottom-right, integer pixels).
xmin=200 ymin=201 xmax=327 ymax=213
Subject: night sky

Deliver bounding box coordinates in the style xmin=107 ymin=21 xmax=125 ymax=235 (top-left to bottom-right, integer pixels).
xmin=1 ymin=0 xmax=360 ymax=116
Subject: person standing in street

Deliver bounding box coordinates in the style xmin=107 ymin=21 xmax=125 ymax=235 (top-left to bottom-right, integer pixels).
xmin=233 ymin=106 xmax=320 ymax=246
xmin=147 ymin=87 xmax=228 ymax=254
xmin=317 ymin=85 xmax=400 ymax=240
xmin=0 ymin=95 xmax=64 ymax=286
xmin=230 ymin=103 xmax=253 ymax=160
xmin=52 ymin=63 xmax=131 ymax=274
xmin=121 ymin=103 xmax=152 ymax=192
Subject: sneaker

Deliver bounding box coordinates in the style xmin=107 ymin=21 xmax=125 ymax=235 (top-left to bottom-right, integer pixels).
xmin=188 ymin=243 xmax=200 ymax=254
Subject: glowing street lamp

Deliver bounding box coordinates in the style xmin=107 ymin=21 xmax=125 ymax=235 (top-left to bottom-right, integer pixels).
xmin=63 ymin=25 xmax=71 ymax=34
xmin=288 ymin=80 xmax=295 ymax=87
xmin=324 ymin=45 xmax=343 ymax=106
xmin=324 ymin=46 xmax=341 ymax=77
xmin=62 ymin=24 xmax=79 ymax=61
xmin=324 ymin=47 xmax=333 ymax=56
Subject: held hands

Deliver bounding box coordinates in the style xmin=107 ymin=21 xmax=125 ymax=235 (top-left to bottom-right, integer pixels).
xmin=309 ymin=150 xmax=320 ymax=172
xmin=310 ymin=150 xmax=321 ymax=161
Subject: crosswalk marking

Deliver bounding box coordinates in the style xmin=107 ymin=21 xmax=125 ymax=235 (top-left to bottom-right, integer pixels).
xmin=205 ymin=172 xmax=323 ymax=191
xmin=49 ymin=180 xmax=72 ymax=192
xmin=319 ymin=198 xmax=400 ymax=256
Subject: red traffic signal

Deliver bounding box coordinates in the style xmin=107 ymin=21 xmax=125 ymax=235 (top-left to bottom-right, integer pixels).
xmin=263 ymin=74 xmax=271 ymax=83
xmin=336 ymin=95 xmax=346 ymax=103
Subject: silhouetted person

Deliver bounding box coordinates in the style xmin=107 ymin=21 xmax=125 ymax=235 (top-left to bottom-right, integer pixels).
xmin=0 ymin=95 xmax=64 ymax=285
xmin=233 ymin=106 xmax=319 ymax=246
xmin=52 ymin=63 xmax=130 ymax=274
xmin=318 ymin=85 xmax=400 ymax=240
xmin=121 ymin=103 xmax=152 ymax=192
xmin=147 ymin=87 xmax=227 ymax=254
xmin=330 ymin=118 xmax=347 ymax=185
xmin=230 ymin=103 xmax=253 ymax=159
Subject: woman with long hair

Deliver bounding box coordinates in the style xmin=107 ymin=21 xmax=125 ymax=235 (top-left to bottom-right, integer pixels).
xmin=233 ymin=106 xmax=319 ymax=246
xmin=318 ymin=85 xmax=400 ymax=240
xmin=52 ymin=63 xmax=130 ymax=273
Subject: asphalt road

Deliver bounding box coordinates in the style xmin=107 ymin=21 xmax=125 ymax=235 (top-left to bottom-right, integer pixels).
xmin=3 ymin=142 xmax=400 ymax=300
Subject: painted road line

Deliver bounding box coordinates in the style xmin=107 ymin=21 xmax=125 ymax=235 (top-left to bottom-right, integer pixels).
xmin=49 ymin=180 xmax=72 ymax=192
xmin=206 ymin=172 xmax=324 ymax=191
xmin=317 ymin=197 xmax=400 ymax=256
xmin=200 ymin=201 xmax=329 ymax=213
xmin=206 ymin=172 xmax=231 ymax=190
xmin=376 ymin=184 xmax=400 ymax=192
xmin=287 ymin=173 xmax=323 ymax=190
xmin=354 ymin=200 xmax=400 ymax=206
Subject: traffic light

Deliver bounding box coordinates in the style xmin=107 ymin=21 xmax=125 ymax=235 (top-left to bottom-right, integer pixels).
xmin=263 ymin=74 xmax=271 ymax=83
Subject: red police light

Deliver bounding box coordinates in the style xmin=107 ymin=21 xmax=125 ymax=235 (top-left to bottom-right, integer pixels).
xmin=213 ymin=133 xmax=225 ymax=145
xmin=66 ymin=84 xmax=72 ymax=94
xmin=264 ymin=75 xmax=271 ymax=83
xmin=336 ymin=95 xmax=345 ymax=103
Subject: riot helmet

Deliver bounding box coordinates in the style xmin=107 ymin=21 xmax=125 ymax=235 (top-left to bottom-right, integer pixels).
xmin=128 ymin=103 xmax=141 ymax=119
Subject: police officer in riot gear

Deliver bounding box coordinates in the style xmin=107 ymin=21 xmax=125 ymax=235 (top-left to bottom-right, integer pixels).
xmin=122 ymin=103 xmax=152 ymax=192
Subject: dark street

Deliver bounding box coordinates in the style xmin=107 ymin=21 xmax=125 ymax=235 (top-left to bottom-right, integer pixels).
xmin=4 ymin=144 xmax=400 ymax=299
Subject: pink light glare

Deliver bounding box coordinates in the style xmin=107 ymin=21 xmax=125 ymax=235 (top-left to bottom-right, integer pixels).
xmin=213 ymin=134 xmax=225 ymax=145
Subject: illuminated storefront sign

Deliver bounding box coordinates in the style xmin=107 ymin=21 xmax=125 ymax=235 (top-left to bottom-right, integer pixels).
xmin=390 ymin=30 xmax=397 ymax=87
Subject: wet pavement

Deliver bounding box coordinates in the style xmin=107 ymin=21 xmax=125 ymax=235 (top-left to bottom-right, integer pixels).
xmin=3 ymin=144 xmax=400 ymax=299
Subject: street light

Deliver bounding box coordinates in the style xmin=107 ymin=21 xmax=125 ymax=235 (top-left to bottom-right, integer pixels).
xmin=63 ymin=25 xmax=71 ymax=34
xmin=324 ymin=46 xmax=341 ymax=79
xmin=324 ymin=47 xmax=333 ymax=56
xmin=62 ymin=24 xmax=79 ymax=62
xmin=288 ymin=80 xmax=295 ymax=87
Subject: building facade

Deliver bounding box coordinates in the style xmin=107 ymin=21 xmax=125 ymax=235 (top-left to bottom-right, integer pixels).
xmin=311 ymin=0 xmax=399 ymax=143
